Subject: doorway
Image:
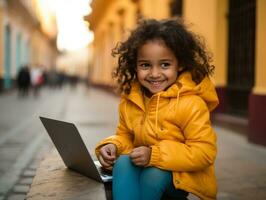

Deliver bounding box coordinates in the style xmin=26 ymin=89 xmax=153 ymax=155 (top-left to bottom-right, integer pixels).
xmin=227 ymin=0 xmax=256 ymax=116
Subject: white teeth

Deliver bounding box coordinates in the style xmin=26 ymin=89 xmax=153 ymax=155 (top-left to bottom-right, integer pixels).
xmin=149 ymin=80 xmax=161 ymax=82
xmin=149 ymin=81 xmax=163 ymax=86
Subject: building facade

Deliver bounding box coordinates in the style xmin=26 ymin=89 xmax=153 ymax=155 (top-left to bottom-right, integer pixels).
xmin=86 ymin=0 xmax=266 ymax=146
xmin=0 ymin=0 xmax=57 ymax=91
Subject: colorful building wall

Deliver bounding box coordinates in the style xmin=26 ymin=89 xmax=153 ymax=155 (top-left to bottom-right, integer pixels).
xmin=0 ymin=0 xmax=57 ymax=91
xmin=248 ymin=0 xmax=266 ymax=145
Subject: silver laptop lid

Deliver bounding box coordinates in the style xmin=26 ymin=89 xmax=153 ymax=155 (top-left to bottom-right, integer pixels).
xmin=39 ymin=116 xmax=112 ymax=183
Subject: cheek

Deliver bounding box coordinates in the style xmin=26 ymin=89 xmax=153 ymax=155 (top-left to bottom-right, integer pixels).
xmin=166 ymin=71 xmax=178 ymax=81
xmin=136 ymin=70 xmax=145 ymax=80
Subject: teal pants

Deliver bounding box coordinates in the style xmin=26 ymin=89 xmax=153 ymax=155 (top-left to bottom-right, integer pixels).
xmin=112 ymin=155 xmax=188 ymax=200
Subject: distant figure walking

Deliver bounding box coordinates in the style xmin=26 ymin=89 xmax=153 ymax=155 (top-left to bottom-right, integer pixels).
xmin=30 ymin=67 xmax=44 ymax=97
xmin=17 ymin=65 xmax=31 ymax=97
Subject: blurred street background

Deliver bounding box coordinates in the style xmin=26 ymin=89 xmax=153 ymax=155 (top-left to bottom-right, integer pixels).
xmin=0 ymin=0 xmax=266 ymax=200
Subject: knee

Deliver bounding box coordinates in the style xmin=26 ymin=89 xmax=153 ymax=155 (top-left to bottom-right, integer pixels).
xmin=140 ymin=168 xmax=171 ymax=190
xmin=114 ymin=155 xmax=131 ymax=166
xmin=113 ymin=155 xmax=133 ymax=171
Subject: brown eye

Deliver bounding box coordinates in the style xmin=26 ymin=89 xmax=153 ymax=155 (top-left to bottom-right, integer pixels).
xmin=139 ymin=63 xmax=150 ymax=69
xmin=161 ymin=63 xmax=170 ymax=69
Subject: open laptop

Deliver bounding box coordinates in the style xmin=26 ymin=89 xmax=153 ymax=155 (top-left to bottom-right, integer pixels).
xmin=39 ymin=116 xmax=112 ymax=183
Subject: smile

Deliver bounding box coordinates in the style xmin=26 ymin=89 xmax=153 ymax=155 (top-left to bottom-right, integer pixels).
xmin=147 ymin=80 xmax=165 ymax=86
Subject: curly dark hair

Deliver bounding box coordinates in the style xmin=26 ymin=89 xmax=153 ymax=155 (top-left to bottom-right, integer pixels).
xmin=112 ymin=17 xmax=214 ymax=94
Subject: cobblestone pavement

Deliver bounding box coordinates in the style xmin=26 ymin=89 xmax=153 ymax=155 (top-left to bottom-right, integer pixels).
xmin=0 ymin=84 xmax=266 ymax=200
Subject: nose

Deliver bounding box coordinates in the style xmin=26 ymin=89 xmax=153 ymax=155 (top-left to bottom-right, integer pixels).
xmin=150 ymin=66 xmax=161 ymax=78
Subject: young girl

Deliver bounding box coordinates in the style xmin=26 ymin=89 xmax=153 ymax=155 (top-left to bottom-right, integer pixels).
xmin=95 ymin=18 xmax=219 ymax=200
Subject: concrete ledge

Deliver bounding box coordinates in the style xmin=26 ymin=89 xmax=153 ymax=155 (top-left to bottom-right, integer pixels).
xmin=26 ymin=152 xmax=107 ymax=200
xmin=26 ymin=152 xmax=192 ymax=200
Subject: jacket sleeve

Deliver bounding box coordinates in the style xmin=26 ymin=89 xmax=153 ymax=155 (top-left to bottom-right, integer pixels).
xmin=95 ymin=99 xmax=134 ymax=158
xmin=148 ymin=96 xmax=217 ymax=172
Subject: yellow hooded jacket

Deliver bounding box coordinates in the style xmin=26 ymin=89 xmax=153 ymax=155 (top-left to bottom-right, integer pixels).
xmin=95 ymin=72 xmax=219 ymax=200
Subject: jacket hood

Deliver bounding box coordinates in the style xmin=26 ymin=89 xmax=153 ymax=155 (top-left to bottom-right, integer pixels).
xmin=125 ymin=72 xmax=219 ymax=112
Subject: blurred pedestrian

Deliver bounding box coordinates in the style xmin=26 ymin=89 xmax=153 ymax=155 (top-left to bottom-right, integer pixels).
xmin=95 ymin=18 xmax=219 ymax=200
xmin=16 ymin=65 xmax=31 ymax=97
xmin=47 ymin=69 xmax=58 ymax=88
xmin=30 ymin=66 xmax=44 ymax=97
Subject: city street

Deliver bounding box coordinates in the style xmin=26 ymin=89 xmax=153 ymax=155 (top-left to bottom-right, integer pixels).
xmin=0 ymin=84 xmax=266 ymax=200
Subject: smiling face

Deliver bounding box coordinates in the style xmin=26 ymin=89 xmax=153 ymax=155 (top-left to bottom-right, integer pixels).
xmin=136 ymin=39 xmax=179 ymax=96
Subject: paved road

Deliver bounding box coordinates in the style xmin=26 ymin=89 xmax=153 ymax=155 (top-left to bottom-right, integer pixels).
xmin=0 ymin=84 xmax=119 ymax=200
xmin=0 ymin=84 xmax=266 ymax=200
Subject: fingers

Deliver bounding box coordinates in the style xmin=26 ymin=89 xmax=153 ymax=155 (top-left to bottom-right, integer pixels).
xmin=101 ymin=144 xmax=117 ymax=160
xmin=130 ymin=156 xmax=146 ymax=166
xmin=130 ymin=146 xmax=151 ymax=166
xmin=98 ymin=155 xmax=112 ymax=168
xmin=130 ymin=148 xmax=141 ymax=160
xmin=99 ymin=145 xmax=151 ymax=167
xmin=109 ymin=146 xmax=116 ymax=158
xmin=100 ymin=148 xmax=114 ymax=161
xmin=105 ymin=166 xmax=113 ymax=171
xmin=98 ymin=144 xmax=117 ymax=169
xmin=130 ymin=150 xmax=146 ymax=166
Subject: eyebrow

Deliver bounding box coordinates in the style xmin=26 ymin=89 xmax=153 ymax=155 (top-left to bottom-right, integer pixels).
xmin=160 ymin=59 xmax=173 ymax=62
xmin=137 ymin=59 xmax=173 ymax=63
xmin=137 ymin=59 xmax=149 ymax=63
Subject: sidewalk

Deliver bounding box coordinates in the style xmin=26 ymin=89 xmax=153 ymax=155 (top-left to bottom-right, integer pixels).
xmin=214 ymin=125 xmax=266 ymax=200
xmin=0 ymin=85 xmax=72 ymax=200
xmin=1 ymin=84 xmax=120 ymax=200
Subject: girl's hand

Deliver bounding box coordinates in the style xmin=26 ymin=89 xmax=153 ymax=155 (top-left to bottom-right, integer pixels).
xmin=130 ymin=146 xmax=151 ymax=166
xmin=98 ymin=144 xmax=117 ymax=169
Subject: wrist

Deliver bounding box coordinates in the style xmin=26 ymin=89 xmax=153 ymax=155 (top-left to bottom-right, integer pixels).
xmin=146 ymin=145 xmax=160 ymax=167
